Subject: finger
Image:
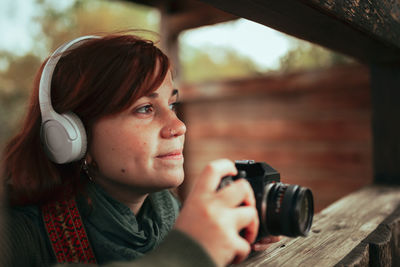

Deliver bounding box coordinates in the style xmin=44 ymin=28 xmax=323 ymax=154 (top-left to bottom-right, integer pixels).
xmin=270 ymin=236 xmax=282 ymax=243
xmin=252 ymin=236 xmax=282 ymax=251
xmin=192 ymin=159 xmax=237 ymax=194
xmin=217 ymin=179 xmax=255 ymax=207
xmin=231 ymin=237 xmax=251 ymax=264
xmin=252 ymin=242 xmax=273 ymax=251
xmin=234 ymin=206 xmax=259 ymax=244
xmin=256 ymin=236 xmax=282 ymax=245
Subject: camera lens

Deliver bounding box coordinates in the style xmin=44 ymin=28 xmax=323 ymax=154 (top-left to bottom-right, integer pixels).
xmin=258 ymin=183 xmax=314 ymax=238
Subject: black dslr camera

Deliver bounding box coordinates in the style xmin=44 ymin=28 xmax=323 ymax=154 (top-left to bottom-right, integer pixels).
xmin=220 ymin=160 xmax=314 ymax=240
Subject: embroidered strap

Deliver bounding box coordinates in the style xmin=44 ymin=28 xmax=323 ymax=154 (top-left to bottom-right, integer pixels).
xmin=42 ymin=198 xmax=97 ymax=264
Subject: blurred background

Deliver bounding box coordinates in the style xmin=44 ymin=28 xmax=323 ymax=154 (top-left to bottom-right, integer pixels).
xmin=0 ymin=0 xmax=372 ymax=212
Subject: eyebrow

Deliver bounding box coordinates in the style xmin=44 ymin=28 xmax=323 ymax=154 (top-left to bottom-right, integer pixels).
xmin=148 ymin=89 xmax=179 ymax=99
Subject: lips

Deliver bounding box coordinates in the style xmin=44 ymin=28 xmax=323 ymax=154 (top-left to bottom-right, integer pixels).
xmin=156 ymin=149 xmax=183 ymax=159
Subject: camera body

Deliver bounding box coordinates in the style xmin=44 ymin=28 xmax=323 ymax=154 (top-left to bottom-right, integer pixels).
xmin=220 ymin=160 xmax=314 ymax=240
xmin=220 ymin=160 xmax=280 ymax=190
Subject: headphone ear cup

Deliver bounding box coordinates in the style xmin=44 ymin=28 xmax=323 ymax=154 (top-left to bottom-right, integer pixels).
xmin=41 ymin=112 xmax=87 ymax=164
xmin=64 ymin=112 xmax=87 ymax=160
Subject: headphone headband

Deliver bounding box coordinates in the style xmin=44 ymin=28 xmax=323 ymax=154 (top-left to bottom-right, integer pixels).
xmin=39 ymin=35 xmax=100 ymax=119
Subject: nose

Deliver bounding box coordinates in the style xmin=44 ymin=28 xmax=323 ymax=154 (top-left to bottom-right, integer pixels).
xmin=161 ymin=112 xmax=186 ymax=139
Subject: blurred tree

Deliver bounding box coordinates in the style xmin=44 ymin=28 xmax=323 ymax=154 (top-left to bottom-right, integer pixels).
xmin=0 ymin=0 xmax=158 ymax=149
xmin=180 ymin=45 xmax=261 ymax=83
xmin=0 ymin=53 xmax=42 ymax=147
xmin=279 ymin=39 xmax=353 ymax=72
xmin=179 ymin=31 xmax=352 ymax=84
xmin=37 ymin=0 xmax=160 ymax=51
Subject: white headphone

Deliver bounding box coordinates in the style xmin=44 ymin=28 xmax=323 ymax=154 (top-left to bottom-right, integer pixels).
xmin=39 ymin=35 xmax=100 ymax=164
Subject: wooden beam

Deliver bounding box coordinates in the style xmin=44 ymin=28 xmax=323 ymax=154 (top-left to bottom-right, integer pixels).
xmin=197 ymin=0 xmax=400 ymax=64
xmin=151 ymin=0 xmax=236 ymax=84
xmin=166 ymin=7 xmax=237 ymax=38
xmin=370 ymin=65 xmax=400 ymax=185
xmin=124 ymin=0 xmax=237 ymax=38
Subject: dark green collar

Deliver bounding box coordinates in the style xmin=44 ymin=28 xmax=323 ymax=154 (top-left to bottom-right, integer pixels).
xmin=77 ymin=183 xmax=180 ymax=265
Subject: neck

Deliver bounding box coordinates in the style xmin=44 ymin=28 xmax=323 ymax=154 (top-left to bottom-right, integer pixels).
xmin=112 ymin=191 xmax=148 ymax=215
xmin=94 ymin=179 xmax=149 ymax=215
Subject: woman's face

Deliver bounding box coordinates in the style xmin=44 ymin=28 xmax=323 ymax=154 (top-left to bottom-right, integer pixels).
xmin=88 ymin=71 xmax=186 ymax=195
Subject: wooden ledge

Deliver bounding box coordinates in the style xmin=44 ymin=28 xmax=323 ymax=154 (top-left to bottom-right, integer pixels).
xmin=238 ymin=185 xmax=400 ymax=266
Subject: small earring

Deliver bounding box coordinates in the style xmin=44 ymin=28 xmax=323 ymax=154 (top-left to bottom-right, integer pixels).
xmin=82 ymin=158 xmax=94 ymax=182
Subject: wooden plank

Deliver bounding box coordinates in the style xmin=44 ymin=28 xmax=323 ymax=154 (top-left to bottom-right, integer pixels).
xmin=370 ymin=65 xmax=400 ymax=185
xmin=365 ymin=224 xmax=393 ymax=266
xmin=186 ymin=119 xmax=371 ymax=142
xmin=165 ymin=6 xmax=237 ymax=38
xmin=336 ymin=204 xmax=400 ymax=266
xmin=236 ymin=185 xmax=400 ymax=266
xmin=197 ymin=0 xmax=400 ymax=63
xmin=334 ymin=242 xmax=369 ymax=267
xmin=384 ymin=207 xmax=400 ymax=267
xmin=180 ymin=65 xmax=372 ymax=210
xmin=307 ymin=0 xmax=400 ymax=47
xmin=180 ymin=65 xmax=370 ymax=102
xmin=184 ymin=137 xmax=373 ymax=212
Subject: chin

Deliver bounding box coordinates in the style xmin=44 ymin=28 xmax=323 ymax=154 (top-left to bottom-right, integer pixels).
xmin=163 ymin=170 xmax=184 ymax=188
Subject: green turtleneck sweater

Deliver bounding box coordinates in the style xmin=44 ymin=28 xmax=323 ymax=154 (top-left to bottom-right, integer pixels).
xmin=0 ymin=185 xmax=216 ymax=267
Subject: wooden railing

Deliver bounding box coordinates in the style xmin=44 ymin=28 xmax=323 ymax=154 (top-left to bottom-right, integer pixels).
xmin=238 ymin=185 xmax=400 ymax=266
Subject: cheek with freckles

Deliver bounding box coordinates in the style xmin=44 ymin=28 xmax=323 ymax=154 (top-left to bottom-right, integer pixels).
xmin=114 ymin=133 xmax=158 ymax=178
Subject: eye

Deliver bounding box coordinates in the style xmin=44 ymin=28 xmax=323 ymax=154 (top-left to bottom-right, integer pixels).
xmin=135 ymin=104 xmax=154 ymax=114
xmin=169 ymin=102 xmax=180 ymax=113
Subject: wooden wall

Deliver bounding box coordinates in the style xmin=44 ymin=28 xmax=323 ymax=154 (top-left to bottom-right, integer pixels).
xmin=180 ymin=64 xmax=372 ymax=212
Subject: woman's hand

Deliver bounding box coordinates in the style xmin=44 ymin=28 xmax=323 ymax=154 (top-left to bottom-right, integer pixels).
xmin=252 ymin=236 xmax=282 ymax=251
xmin=174 ymin=159 xmax=259 ymax=266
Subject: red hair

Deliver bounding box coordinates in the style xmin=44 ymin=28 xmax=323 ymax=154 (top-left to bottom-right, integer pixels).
xmin=2 ymin=33 xmax=170 ymax=206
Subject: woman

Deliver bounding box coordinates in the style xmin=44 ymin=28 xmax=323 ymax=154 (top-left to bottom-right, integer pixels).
xmin=1 ymin=33 xmax=274 ymax=267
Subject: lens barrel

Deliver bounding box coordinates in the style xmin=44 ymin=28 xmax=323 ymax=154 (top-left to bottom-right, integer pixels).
xmin=258 ymin=183 xmax=314 ymax=239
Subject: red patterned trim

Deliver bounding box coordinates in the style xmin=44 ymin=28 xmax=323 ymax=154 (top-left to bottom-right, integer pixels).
xmin=42 ymin=198 xmax=97 ymax=264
